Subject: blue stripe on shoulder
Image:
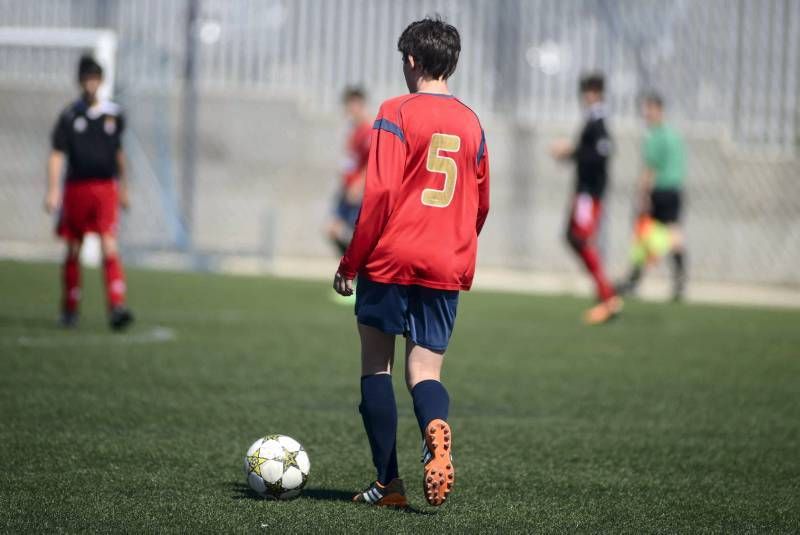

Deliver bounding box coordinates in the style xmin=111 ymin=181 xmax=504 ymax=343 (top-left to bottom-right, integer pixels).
xmin=477 ymin=129 xmax=486 ymax=164
xmin=373 ymin=118 xmax=405 ymax=143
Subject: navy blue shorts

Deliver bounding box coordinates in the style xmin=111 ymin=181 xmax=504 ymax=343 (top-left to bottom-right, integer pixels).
xmin=355 ymin=277 xmax=459 ymax=353
xmin=334 ymin=193 xmax=361 ymax=228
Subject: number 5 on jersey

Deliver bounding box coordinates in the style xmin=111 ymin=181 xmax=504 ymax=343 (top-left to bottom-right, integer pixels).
xmin=422 ymin=133 xmax=461 ymax=208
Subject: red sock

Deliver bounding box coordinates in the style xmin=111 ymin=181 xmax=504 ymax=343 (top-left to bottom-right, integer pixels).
xmin=62 ymin=255 xmax=81 ymax=313
xmin=578 ymin=245 xmax=615 ymax=301
xmin=103 ymin=255 xmax=127 ymax=309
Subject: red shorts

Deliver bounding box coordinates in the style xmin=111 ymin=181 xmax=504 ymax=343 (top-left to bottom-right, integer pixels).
xmin=57 ymin=179 xmax=118 ymax=240
xmin=568 ymin=193 xmax=602 ymax=241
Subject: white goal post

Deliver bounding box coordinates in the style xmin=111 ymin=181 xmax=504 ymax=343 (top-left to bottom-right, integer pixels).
xmin=0 ymin=27 xmax=117 ymax=99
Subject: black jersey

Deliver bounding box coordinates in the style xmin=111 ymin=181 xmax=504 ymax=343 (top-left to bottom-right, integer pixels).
xmin=573 ymin=104 xmax=612 ymax=198
xmin=51 ymin=99 xmax=125 ymax=181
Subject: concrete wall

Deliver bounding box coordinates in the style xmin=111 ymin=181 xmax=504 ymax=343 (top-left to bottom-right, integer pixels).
xmin=2 ymin=87 xmax=798 ymax=286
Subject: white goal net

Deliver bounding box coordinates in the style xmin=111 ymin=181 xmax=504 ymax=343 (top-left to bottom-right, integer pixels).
xmin=0 ymin=27 xmax=116 ymax=98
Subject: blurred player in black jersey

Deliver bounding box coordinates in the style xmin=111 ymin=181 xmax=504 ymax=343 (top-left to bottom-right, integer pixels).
xmin=44 ymin=55 xmax=134 ymax=330
xmin=551 ymin=73 xmax=621 ymax=324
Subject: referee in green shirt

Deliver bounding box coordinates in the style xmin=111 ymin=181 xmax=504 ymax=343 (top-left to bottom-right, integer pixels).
xmin=616 ymin=92 xmax=687 ymax=301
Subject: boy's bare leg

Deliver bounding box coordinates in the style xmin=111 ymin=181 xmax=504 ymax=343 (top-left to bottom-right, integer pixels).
xmin=360 ymin=323 xmax=395 ymax=375
xmin=404 ymin=341 xmax=443 ymax=389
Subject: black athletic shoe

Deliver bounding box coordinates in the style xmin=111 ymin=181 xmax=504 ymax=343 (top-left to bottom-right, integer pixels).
xmin=616 ymin=279 xmax=642 ymax=298
xmin=109 ymin=307 xmax=134 ymax=331
xmin=615 ymin=266 xmax=643 ymax=297
xmin=60 ymin=311 xmax=79 ymax=329
xmin=613 ymin=279 xmax=632 ymax=297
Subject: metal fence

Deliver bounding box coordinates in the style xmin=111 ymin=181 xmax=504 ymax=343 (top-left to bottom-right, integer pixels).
xmin=0 ymin=0 xmax=799 ymax=285
xmin=2 ymin=0 xmax=798 ymax=148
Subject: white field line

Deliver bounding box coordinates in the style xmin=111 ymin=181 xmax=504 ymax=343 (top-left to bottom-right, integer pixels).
xmin=9 ymin=326 xmax=176 ymax=348
xmin=5 ymin=307 xmax=249 ymax=324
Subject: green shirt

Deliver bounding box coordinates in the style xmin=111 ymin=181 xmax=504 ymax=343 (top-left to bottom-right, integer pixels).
xmin=643 ymin=123 xmax=686 ymax=190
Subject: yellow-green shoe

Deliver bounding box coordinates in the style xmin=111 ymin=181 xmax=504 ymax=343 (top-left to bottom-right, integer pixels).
xmin=330 ymin=289 xmax=356 ymax=306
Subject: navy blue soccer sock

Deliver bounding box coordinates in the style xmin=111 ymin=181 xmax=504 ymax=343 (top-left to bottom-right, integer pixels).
xmin=411 ymin=379 xmax=450 ymax=435
xmin=359 ymin=374 xmax=399 ymax=485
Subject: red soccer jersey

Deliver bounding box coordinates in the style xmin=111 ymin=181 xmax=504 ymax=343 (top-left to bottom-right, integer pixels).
xmin=338 ymin=93 xmax=490 ymax=291
xmin=341 ymin=121 xmax=372 ymax=188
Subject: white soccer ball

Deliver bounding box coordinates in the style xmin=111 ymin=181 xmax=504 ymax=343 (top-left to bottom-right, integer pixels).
xmin=243 ymin=434 xmax=310 ymax=500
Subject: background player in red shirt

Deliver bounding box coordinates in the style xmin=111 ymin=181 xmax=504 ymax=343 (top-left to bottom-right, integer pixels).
xmin=326 ymin=87 xmax=372 ymax=257
xmin=333 ymin=17 xmax=490 ymax=508
xmin=551 ymin=73 xmax=622 ymax=325
xmin=44 ymin=56 xmax=134 ymax=331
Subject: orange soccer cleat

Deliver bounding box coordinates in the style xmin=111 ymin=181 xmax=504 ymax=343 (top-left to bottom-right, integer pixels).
xmin=352 ymin=478 xmax=408 ymax=508
xmin=584 ymin=296 xmax=623 ymax=325
xmin=422 ymin=419 xmax=455 ymax=506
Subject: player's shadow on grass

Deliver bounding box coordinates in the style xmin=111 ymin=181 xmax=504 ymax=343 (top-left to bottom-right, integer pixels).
xmin=302 ymin=488 xmax=433 ymax=515
xmin=228 ymin=482 xmax=432 ymax=514
xmin=229 ymin=481 xmax=264 ymax=500
xmin=301 ymin=488 xmax=356 ymax=502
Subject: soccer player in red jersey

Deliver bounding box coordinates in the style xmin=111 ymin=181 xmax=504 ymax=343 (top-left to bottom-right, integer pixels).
xmin=44 ymin=56 xmax=134 ymax=331
xmin=326 ymin=87 xmax=372 ymax=256
xmin=333 ymin=17 xmax=490 ymax=507
xmin=550 ymin=73 xmax=622 ymax=325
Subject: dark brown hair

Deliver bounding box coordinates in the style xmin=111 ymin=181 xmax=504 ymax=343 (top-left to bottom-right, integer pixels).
xmin=397 ymin=16 xmax=461 ymax=80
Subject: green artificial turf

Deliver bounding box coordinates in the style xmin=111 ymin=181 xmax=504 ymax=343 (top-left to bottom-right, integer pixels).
xmin=0 ymin=260 xmax=798 ymax=533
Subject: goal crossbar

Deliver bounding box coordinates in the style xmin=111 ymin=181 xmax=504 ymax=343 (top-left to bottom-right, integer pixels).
xmin=0 ymin=27 xmax=117 ymax=99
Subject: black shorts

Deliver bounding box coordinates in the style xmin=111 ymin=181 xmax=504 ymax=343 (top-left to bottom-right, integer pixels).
xmin=650 ymin=189 xmax=682 ymax=224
